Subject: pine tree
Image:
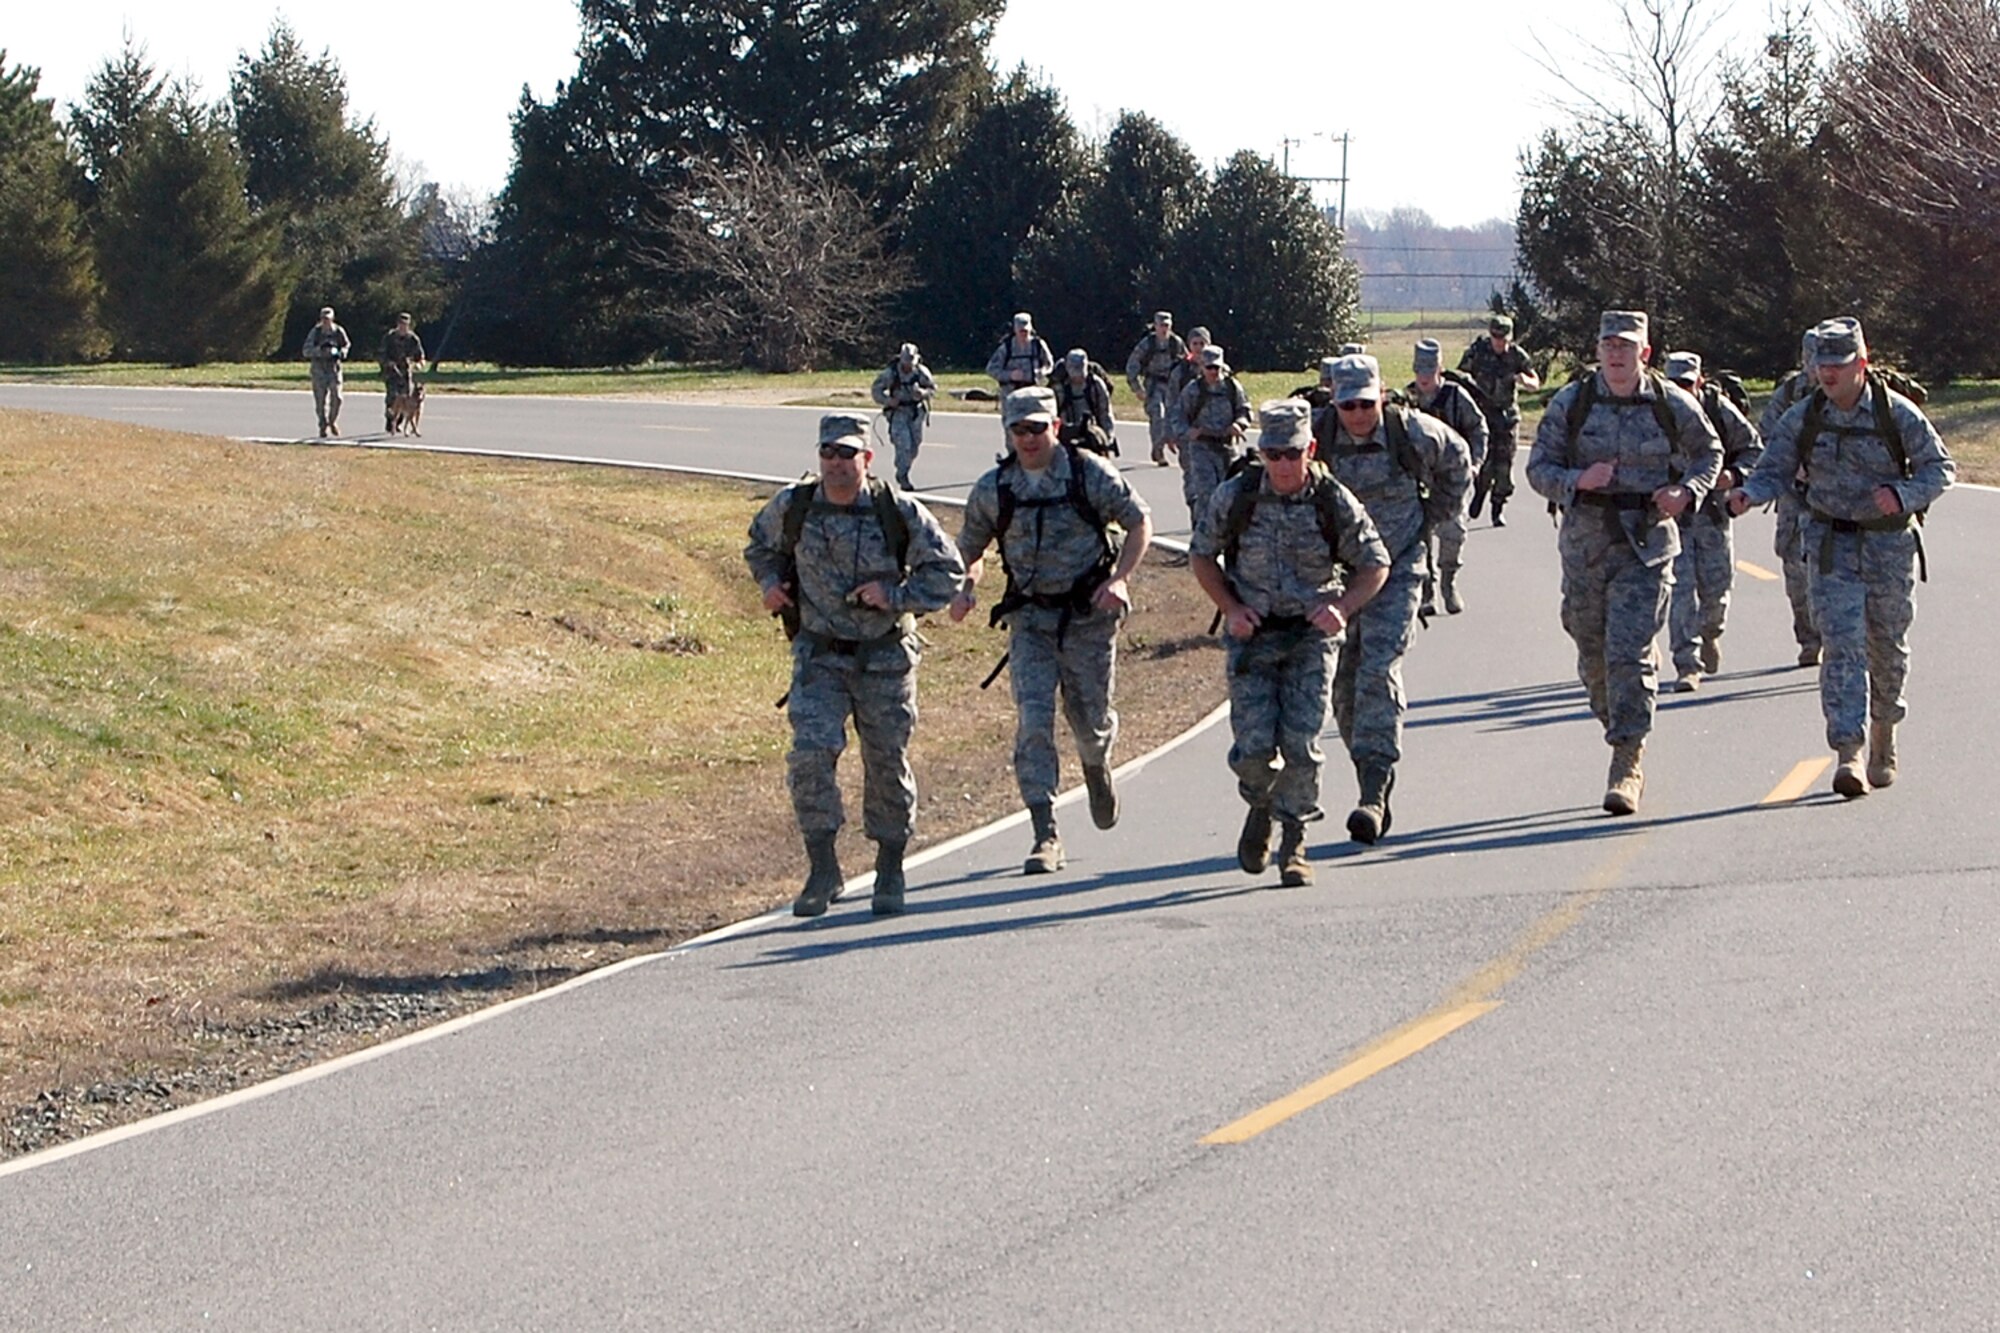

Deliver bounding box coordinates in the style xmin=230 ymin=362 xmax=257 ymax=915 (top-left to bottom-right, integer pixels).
xmin=0 ymin=52 xmax=104 ymax=361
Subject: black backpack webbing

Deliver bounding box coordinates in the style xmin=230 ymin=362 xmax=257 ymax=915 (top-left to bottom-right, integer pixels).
xmin=986 ymin=444 xmax=1118 ymax=645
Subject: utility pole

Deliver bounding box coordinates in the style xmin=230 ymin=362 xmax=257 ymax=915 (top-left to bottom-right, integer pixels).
xmin=1279 ymin=136 xmax=1300 ymax=176
xmin=1297 ymin=130 xmax=1351 ymax=231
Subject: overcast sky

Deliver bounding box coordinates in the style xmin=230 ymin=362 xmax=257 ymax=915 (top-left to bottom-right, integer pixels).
xmin=8 ymin=0 xmax=1785 ymax=227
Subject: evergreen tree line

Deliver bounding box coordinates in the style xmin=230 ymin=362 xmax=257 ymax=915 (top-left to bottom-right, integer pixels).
xmin=1511 ymin=0 xmax=2000 ymax=382
xmin=0 ymin=26 xmax=454 ymax=365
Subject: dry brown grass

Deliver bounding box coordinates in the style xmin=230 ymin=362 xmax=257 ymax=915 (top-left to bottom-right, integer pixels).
xmin=0 ymin=409 xmax=1228 ymax=1141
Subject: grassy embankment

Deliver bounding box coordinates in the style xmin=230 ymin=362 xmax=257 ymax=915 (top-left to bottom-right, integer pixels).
xmin=0 ymin=408 xmax=1226 ymax=1147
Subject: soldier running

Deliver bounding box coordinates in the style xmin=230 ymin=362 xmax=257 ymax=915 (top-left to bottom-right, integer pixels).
xmin=1459 ymin=313 xmax=1540 ymax=526
xmin=1405 ymin=337 xmax=1490 ymax=616
xmin=1661 ymin=350 xmax=1763 ymax=691
xmin=870 ymin=342 xmax=936 ymax=490
xmin=1125 ymin=311 xmax=1187 ymax=466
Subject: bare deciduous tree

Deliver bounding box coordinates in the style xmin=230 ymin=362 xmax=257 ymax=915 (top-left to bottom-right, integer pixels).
xmin=637 ymin=140 xmax=906 ymax=372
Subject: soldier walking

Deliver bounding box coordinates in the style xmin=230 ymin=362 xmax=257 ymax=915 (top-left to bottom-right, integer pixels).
xmin=301 ymin=306 xmax=349 ymax=438
xmin=1728 ymin=318 xmax=1954 ymax=798
xmin=1175 ymin=344 xmax=1252 ymax=525
xmin=951 ymin=388 xmax=1153 ymax=874
xmin=1405 ymin=338 xmax=1489 ymax=616
xmin=870 ymin=342 xmax=936 ymax=489
xmin=744 ymin=415 xmax=966 ymax=917
xmin=985 ymin=313 xmax=1054 ymax=442
xmin=1527 ymin=311 xmax=1722 ymax=815
xmin=378 ymin=312 xmax=425 ymax=433
xmin=1191 ymin=401 xmax=1389 ymax=886
xmin=1459 ymin=314 xmax=1540 ymax=526
xmin=1316 ymin=354 xmax=1471 ymax=842
xmin=1661 ymin=351 xmax=1763 ymax=691
xmin=1051 ymin=348 xmax=1117 ymax=454
xmin=1125 ymin=311 xmax=1187 ymax=466
xmin=1759 ymin=327 xmax=1824 ymax=666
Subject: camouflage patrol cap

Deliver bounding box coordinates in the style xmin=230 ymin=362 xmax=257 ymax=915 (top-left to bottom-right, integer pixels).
xmin=1338 ymin=342 xmax=1367 ymax=356
xmin=1331 ymin=354 xmax=1382 ymax=404
xmin=817 ymin=413 xmax=870 ymax=449
xmin=899 ymin=342 xmax=918 ymax=361
xmin=1188 ymin=326 xmax=1211 ymax=343
xmin=1200 ymin=345 xmax=1227 ymax=370
xmin=1012 ymin=312 xmax=1034 ymax=331
xmin=1812 ymin=317 xmax=1866 ymax=366
xmin=1154 ymin=310 xmax=1173 ymax=324
xmin=1663 ymin=351 xmax=1702 ymax=386
xmin=1598 ymin=310 xmax=1648 ymax=344
xmin=1412 ymin=338 xmax=1443 ymax=374
xmin=1256 ymin=399 xmax=1313 ymax=451
xmin=396 ymin=311 xmax=412 ymax=322
xmin=1001 ymin=386 xmax=1057 ymax=427
xmin=319 ymin=306 xmax=334 ymax=318
xmin=1489 ymin=314 xmax=1514 ymax=335
xmin=1319 ymin=356 xmax=1340 ymax=381
xmin=1066 ymin=347 xmax=1088 ymax=369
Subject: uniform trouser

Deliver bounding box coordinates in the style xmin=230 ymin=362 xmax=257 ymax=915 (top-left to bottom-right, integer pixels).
xmin=1479 ymin=413 xmax=1521 ymax=501
xmin=1145 ymin=382 xmax=1176 ymax=454
xmin=1332 ymin=548 xmax=1425 ymax=766
xmin=310 ymin=366 xmax=342 ymax=429
xmin=1560 ymin=523 xmax=1671 ymax=746
xmin=1226 ymin=622 xmax=1337 ymax=823
xmin=1422 ymin=512 xmax=1466 ymax=605
xmin=1805 ymin=522 xmax=1917 ymax=749
xmin=1774 ymin=490 xmax=1819 ymax=651
xmin=1181 ymin=439 xmax=1236 ymax=521
xmin=785 ymin=642 xmax=919 ymax=842
xmin=886 ymin=409 xmax=923 ymax=484
xmin=1669 ymin=510 xmax=1735 ymax=672
xmin=1007 ymin=602 xmax=1121 ymax=809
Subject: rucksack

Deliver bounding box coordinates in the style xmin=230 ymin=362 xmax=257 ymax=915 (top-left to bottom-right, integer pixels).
xmin=1217 ymin=455 xmax=1354 ymax=573
xmin=1561 ymin=368 xmax=1680 ymax=457
xmin=1797 ymin=378 xmax=1919 ymax=497
xmin=1706 ymin=369 xmax=1751 ymax=416
xmin=1439 ymin=367 xmax=1494 ymax=414
xmin=773 ymin=474 xmax=910 ymax=643
xmin=987 ymin=443 xmax=1122 ymax=631
xmin=1186 ymin=372 xmax=1249 ymax=427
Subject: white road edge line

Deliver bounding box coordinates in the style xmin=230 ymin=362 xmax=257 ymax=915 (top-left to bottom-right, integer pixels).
xmin=0 ymin=445 xmax=1205 ymax=1181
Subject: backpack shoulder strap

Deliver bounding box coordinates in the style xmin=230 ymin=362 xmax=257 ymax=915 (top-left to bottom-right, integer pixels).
xmin=1308 ymin=464 xmax=1352 ymax=565
xmin=867 ymin=477 xmax=911 ymax=569
xmin=1646 ymin=370 xmax=1679 ymax=439
xmin=1220 ymin=465 xmax=1264 ymax=566
xmin=1872 ymin=378 xmax=1910 ymax=477
xmin=993 ymin=458 xmax=1019 ymax=541
xmin=781 ymin=476 xmax=820 ymax=554
xmin=1563 ymin=374 xmax=1598 ymax=457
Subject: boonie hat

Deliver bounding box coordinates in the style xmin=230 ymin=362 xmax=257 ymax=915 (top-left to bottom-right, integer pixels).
xmin=1002 ymin=387 xmax=1057 ymax=427
xmin=1598 ymin=310 xmax=1648 ymax=344
xmin=1188 ymin=326 xmax=1211 ymax=343
xmin=1663 ymin=351 xmax=1702 ymax=385
xmin=1412 ymin=338 xmax=1442 ymax=375
xmin=1330 ymin=354 xmax=1382 ymax=404
xmin=1256 ymin=399 xmax=1313 ymax=451
xmin=817 ymin=413 xmax=870 ymax=449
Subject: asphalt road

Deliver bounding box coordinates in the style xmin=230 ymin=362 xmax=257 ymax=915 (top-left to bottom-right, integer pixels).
xmin=2 ymin=384 xmax=1996 ymax=1330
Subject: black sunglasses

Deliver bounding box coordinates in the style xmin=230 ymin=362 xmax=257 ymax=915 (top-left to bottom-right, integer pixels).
xmin=1261 ymin=446 xmax=1306 ymax=461
xmin=1007 ymin=421 xmax=1050 ymax=436
xmin=818 ymin=442 xmax=862 ymax=459
xmin=1335 ymin=399 xmax=1377 ymax=412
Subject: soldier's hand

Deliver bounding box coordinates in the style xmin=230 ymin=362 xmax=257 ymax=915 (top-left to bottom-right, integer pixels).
xmin=1576 ymin=460 xmax=1617 ymax=492
xmin=1716 ymin=468 xmax=1737 ymax=491
xmin=1726 ymin=489 xmax=1753 ymax=518
xmin=1224 ymin=605 xmax=1261 ymax=640
xmin=1091 ymin=576 xmax=1131 ymax=615
xmin=1874 ymin=485 xmax=1902 ymax=517
xmin=1653 ymin=484 xmax=1692 ymax=518
xmin=1309 ymin=603 xmax=1348 ymax=636
xmin=852 ymin=581 xmax=895 ymax=611
xmin=948 ymin=589 xmax=976 ymax=623
xmin=763 ymin=584 xmax=795 ymax=614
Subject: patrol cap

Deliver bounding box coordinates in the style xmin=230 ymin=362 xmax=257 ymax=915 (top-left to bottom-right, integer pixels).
xmin=1812 ymin=317 xmax=1866 ymax=365
xmin=1598 ymin=310 xmax=1648 ymax=344
xmin=899 ymin=342 xmax=918 ymax=361
xmin=1319 ymin=356 xmax=1340 ymax=380
xmin=1153 ymin=310 xmax=1173 ymax=324
xmin=1188 ymin=326 xmax=1211 ymax=343
xmin=396 ymin=311 xmax=412 ymax=322
xmin=1200 ymin=345 xmax=1227 ymax=369
xmin=319 ymin=306 xmax=334 ymax=318
xmin=1412 ymin=338 xmax=1442 ymax=374
xmin=1012 ymin=312 xmax=1034 ymax=331
xmin=1066 ymin=347 xmax=1088 ymax=369
xmin=1338 ymin=342 xmax=1367 ymax=356
xmin=1256 ymin=399 xmax=1313 ymax=451
xmin=1331 ymin=353 xmax=1382 ymax=404
xmin=1489 ymin=314 xmax=1514 ymax=335
xmin=1663 ymin=351 xmax=1702 ymax=386
xmin=817 ymin=413 xmax=870 ymax=449
xmin=1001 ymin=386 xmax=1057 ymax=427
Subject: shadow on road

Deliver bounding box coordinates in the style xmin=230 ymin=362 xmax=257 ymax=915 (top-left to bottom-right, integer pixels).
xmin=1402 ymin=668 xmax=1819 ymax=734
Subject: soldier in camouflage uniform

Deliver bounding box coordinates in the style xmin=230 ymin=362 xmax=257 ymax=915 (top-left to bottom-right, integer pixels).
xmin=952 ymin=388 xmax=1153 ymax=874
xmin=986 ymin=312 xmax=1054 ymax=442
xmin=1125 ymin=311 xmax=1187 ymax=466
xmin=1528 ymin=311 xmax=1722 ymax=815
xmin=1289 ymin=357 xmax=1341 ymax=436
xmin=1175 ymin=344 xmax=1252 ymax=524
xmin=377 ymin=312 xmax=425 ymax=431
xmin=1316 ymin=355 xmax=1471 ymax=843
xmin=1661 ymin=351 xmax=1763 ymax=691
xmin=1759 ymin=327 xmax=1824 ymax=666
xmin=1459 ymin=313 xmax=1540 ymax=526
xmin=301 ymin=306 xmax=350 ymax=438
xmin=1164 ymin=326 xmax=1211 ymax=443
xmin=1190 ymin=400 xmax=1389 ymax=887
xmin=1729 ymin=318 xmax=1954 ymax=798
xmin=1051 ymin=347 xmax=1117 ymax=454
xmin=1406 ymin=337 xmax=1490 ymax=616
xmin=744 ymin=415 xmax=966 ymax=917
xmin=870 ymin=342 xmax=936 ymax=490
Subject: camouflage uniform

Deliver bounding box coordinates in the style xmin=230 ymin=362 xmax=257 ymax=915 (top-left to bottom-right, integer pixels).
xmin=1667 ymin=368 xmax=1763 ymax=683
xmin=1459 ymin=332 xmax=1536 ymax=510
xmin=1051 ymin=356 xmax=1116 ymax=453
xmin=1405 ymin=361 xmax=1490 ymax=605
xmin=870 ymin=352 xmax=937 ymax=488
xmin=1176 ymin=354 xmax=1252 ymax=520
xmin=379 ymin=325 xmax=425 ymax=407
xmin=1528 ymin=363 xmax=1723 ymax=749
xmin=1191 ymin=452 xmax=1387 ymax=826
xmin=1126 ymin=324 xmax=1188 ymax=460
xmin=959 ymin=442 xmax=1150 ymax=812
xmin=1738 ymin=369 xmax=1953 ymax=754
xmin=1317 ymin=377 xmax=1472 ymax=769
xmin=1760 ymin=365 xmax=1820 ymax=661
xmin=986 ymin=326 xmax=1054 ymax=444
xmin=744 ymin=473 xmax=965 ymax=843
xmin=301 ymin=319 xmax=349 ymax=435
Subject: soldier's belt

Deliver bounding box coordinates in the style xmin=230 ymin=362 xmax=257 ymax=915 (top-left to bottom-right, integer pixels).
xmin=1808 ymin=507 xmax=1911 ymax=534
xmin=1252 ymin=613 xmax=1313 ymax=634
xmin=1574 ymin=491 xmax=1654 ymax=511
xmin=798 ymin=627 xmax=905 ymax=656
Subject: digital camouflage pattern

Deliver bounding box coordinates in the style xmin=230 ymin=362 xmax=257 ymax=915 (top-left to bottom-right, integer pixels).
xmin=1740 ymin=379 xmax=1954 ymax=746
xmin=1669 ymin=389 xmax=1763 ymax=675
xmin=985 ymin=333 xmax=1054 ymax=392
xmin=378 ymin=326 xmax=425 ymax=405
xmin=1126 ymin=330 xmax=1189 ymax=453
xmin=1404 ymin=376 xmax=1489 ymax=578
xmin=1459 ymin=335 xmax=1535 ymax=501
xmin=1761 ymin=368 xmax=1820 ymax=654
xmin=1528 ymin=372 xmax=1723 ymax=744
xmin=302 ymin=322 xmax=349 ymax=431
xmin=1176 ymin=372 xmax=1252 ymax=516
xmin=871 ymin=357 xmax=937 ymax=487
xmin=745 ymin=482 xmax=966 ymax=839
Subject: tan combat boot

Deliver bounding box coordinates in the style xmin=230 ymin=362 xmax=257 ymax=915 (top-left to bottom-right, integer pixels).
xmin=1441 ymin=566 xmax=1466 ymax=615
xmin=1603 ymin=742 xmax=1645 ymax=816
xmin=1832 ymin=742 xmax=1868 ymax=798
xmin=1237 ymin=803 xmax=1274 ymax=875
xmin=1867 ymin=721 xmax=1898 ymax=789
xmin=1276 ymin=819 xmax=1312 ymax=887
xmin=1024 ymin=803 xmax=1065 ymax=874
